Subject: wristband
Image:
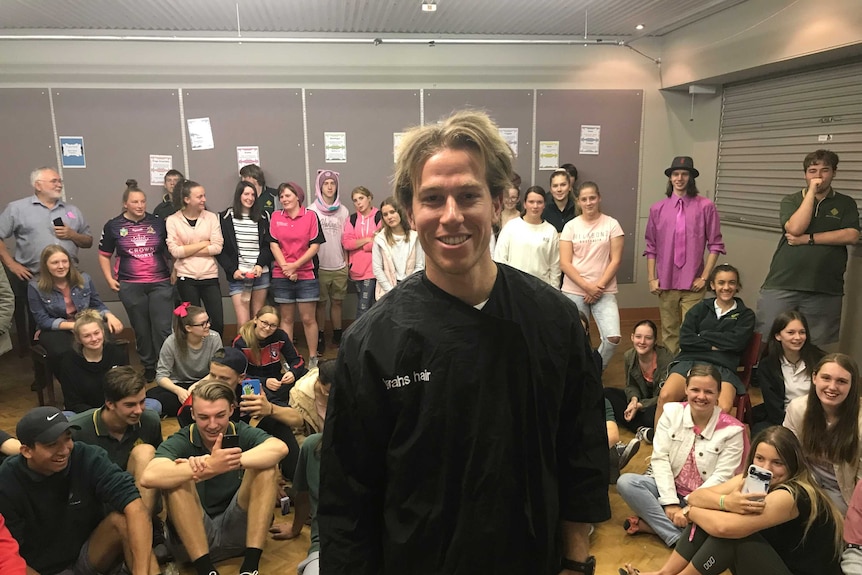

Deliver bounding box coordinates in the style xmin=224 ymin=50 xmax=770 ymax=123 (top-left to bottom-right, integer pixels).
xmin=719 ymin=495 xmax=726 ymax=511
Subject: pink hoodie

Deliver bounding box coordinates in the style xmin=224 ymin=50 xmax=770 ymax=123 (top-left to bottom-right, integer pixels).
xmin=342 ymin=208 xmax=381 ymax=280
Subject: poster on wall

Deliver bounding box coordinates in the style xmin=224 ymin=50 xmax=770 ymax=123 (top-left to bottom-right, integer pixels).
xmin=236 ymin=146 xmax=260 ymax=172
xmin=59 ymin=137 xmax=86 ymax=168
xmin=187 ymin=117 xmax=215 ymax=151
xmin=579 ymin=125 xmax=601 ymax=155
xmin=324 ymin=132 xmax=347 ymax=163
xmin=393 ymin=132 xmax=405 ymax=163
xmin=499 ymin=128 xmax=519 ymax=157
xmin=538 ymin=141 xmax=560 ymax=170
xmin=149 ymin=155 xmax=173 ymax=186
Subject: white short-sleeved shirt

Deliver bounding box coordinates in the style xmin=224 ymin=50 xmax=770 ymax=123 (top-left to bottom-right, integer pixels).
xmin=560 ymin=213 xmax=624 ymax=296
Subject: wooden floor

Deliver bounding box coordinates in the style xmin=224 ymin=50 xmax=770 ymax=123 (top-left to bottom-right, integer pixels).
xmin=0 ymin=316 xmax=758 ymax=575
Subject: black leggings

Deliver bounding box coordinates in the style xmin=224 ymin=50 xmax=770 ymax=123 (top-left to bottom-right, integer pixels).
xmin=674 ymin=523 xmax=791 ymax=575
xmin=604 ymin=387 xmax=656 ymax=433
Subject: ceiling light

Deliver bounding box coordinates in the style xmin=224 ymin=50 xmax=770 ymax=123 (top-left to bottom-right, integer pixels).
xmin=422 ymin=0 xmax=437 ymax=12
xmin=635 ymin=24 xmax=644 ymax=30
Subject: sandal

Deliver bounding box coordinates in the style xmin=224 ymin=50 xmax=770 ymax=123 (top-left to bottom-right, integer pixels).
xmin=623 ymin=515 xmax=640 ymax=535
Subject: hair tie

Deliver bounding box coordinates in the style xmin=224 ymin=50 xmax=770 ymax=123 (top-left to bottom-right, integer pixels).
xmin=173 ymin=302 xmax=191 ymax=318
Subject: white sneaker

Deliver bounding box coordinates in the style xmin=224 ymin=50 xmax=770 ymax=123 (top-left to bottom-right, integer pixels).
xmin=308 ymin=355 xmax=319 ymax=369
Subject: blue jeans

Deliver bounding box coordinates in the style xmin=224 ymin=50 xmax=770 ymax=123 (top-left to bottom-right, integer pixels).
xmin=353 ymin=279 xmax=376 ymax=319
xmin=118 ymin=280 xmax=173 ymax=371
xmin=616 ymin=472 xmax=685 ymax=547
xmin=564 ymin=292 xmax=620 ymax=370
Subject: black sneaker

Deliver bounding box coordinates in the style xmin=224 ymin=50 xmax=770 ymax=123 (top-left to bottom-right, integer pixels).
xmin=635 ymin=426 xmax=654 ymax=445
xmin=618 ymin=437 xmax=641 ymax=470
xmin=317 ymin=331 xmax=326 ymax=354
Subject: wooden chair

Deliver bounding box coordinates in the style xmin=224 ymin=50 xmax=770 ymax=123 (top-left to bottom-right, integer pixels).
xmin=734 ymin=332 xmax=762 ymax=425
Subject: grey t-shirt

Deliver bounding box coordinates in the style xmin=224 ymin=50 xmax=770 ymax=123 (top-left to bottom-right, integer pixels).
xmin=156 ymin=332 xmax=223 ymax=385
xmin=0 ymin=196 xmax=90 ymax=272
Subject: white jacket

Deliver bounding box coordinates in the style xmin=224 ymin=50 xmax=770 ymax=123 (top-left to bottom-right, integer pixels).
xmin=652 ymin=402 xmax=746 ymax=505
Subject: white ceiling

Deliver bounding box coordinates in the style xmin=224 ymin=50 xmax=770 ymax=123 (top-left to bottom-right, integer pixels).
xmin=0 ymin=0 xmax=748 ymax=39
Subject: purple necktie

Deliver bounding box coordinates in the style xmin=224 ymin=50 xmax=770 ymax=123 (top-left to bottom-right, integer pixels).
xmin=674 ymin=197 xmax=686 ymax=268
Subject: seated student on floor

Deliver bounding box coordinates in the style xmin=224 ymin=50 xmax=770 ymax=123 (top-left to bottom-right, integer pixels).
xmin=178 ymin=346 xmax=301 ymax=481
xmin=147 ymin=303 xmax=222 ymax=418
xmin=752 ymin=310 xmax=825 ymax=435
xmin=842 ymin=479 xmax=862 ymax=574
xmin=783 ymin=352 xmax=862 ymax=515
xmin=70 ymin=366 xmax=163 ymax=531
xmin=622 ymin=425 xmax=843 ymax=575
xmin=612 ymin=320 xmax=674 ymax=439
xmin=654 ymin=263 xmax=755 ymax=427
xmin=141 ymin=380 xmax=288 ymax=575
xmin=0 ymin=513 xmax=25 ymax=573
xmin=0 ymin=407 xmax=151 ymax=575
xmin=28 ymin=244 xmax=123 ymax=372
xmin=232 ymin=305 xmax=308 ymax=407
xmin=617 ymin=364 xmax=745 ymax=548
xmin=56 ymin=309 xmax=135 ymax=414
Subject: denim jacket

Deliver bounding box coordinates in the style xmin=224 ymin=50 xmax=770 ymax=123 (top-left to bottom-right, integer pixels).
xmin=27 ymin=272 xmax=108 ymax=331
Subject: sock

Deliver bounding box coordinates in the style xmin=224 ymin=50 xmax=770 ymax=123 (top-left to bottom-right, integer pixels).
xmin=333 ymin=328 xmax=343 ymax=343
xmin=192 ymin=554 xmax=217 ymax=575
xmin=240 ymin=547 xmax=263 ymax=574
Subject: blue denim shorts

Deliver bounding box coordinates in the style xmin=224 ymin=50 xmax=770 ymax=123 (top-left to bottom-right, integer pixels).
xmin=272 ymin=277 xmax=320 ymax=304
xmin=227 ymin=272 xmax=271 ymax=297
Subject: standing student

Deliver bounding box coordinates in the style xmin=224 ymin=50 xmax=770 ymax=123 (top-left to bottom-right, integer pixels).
xmin=757 ymin=149 xmax=860 ymax=347
xmin=560 ymin=181 xmax=625 ymax=369
xmin=372 ymin=197 xmax=425 ymax=299
xmin=499 ymin=184 xmax=521 ymax=230
xmin=153 ymin=169 xmax=183 ymax=219
xmin=644 ymin=157 xmax=725 ymax=354
xmin=269 ymin=182 xmax=325 ymax=368
xmin=166 ymin=179 xmax=225 ymax=339
xmin=319 ymin=110 xmax=609 ymax=574
xmin=98 ymin=178 xmax=173 ymax=382
xmin=342 ymin=186 xmax=381 ymax=320
xmin=240 ymin=163 xmax=280 ymax=220
xmin=216 ymin=180 xmax=272 ymax=328
xmin=310 ymin=169 xmax=350 ymax=351
xmin=543 ymin=167 xmax=576 ymax=233
xmin=493 ymin=186 xmax=560 ymax=287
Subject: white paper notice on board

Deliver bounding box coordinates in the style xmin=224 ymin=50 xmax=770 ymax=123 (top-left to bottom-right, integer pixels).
xmin=324 ymin=132 xmax=347 ymax=163
xmin=393 ymin=132 xmax=405 ymax=163
xmin=149 ymin=155 xmax=173 ymax=186
xmin=237 ymin=146 xmax=260 ymax=172
xmin=499 ymin=128 xmax=519 ymax=157
xmin=187 ymin=117 xmax=215 ymax=151
xmin=579 ymin=125 xmax=601 ymax=155
xmin=539 ymin=141 xmax=560 ymax=170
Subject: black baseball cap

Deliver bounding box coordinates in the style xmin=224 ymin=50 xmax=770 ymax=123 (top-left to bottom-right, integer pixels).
xmin=17 ymin=406 xmax=80 ymax=445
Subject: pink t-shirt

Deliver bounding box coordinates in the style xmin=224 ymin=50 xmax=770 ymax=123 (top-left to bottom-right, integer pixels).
xmin=269 ymin=207 xmax=325 ymax=281
xmin=560 ymin=213 xmax=624 ymax=296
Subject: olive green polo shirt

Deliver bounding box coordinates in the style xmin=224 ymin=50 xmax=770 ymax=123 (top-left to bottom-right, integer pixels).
xmin=70 ymin=407 xmax=163 ymax=470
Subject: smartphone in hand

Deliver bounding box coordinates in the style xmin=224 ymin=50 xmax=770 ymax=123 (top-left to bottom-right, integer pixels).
xmin=241 ymin=378 xmax=261 ymax=396
xmin=221 ymin=434 xmax=240 ymax=449
xmin=742 ymin=464 xmax=772 ymax=501
xmin=53 ymin=217 xmax=64 ymax=227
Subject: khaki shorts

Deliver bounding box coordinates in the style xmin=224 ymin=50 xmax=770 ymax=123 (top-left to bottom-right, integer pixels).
xmin=318 ymin=267 xmax=348 ymax=302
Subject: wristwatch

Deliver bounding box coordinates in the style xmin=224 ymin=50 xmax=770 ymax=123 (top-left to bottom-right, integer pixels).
xmin=561 ymin=556 xmax=596 ymax=574
xmin=808 ymin=233 xmax=815 ymax=245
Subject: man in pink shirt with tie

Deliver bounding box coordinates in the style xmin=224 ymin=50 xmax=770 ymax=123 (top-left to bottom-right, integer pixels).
xmin=644 ymin=157 xmax=725 ymax=354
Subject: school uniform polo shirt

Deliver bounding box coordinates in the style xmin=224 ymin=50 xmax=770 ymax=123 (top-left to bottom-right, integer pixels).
xmin=70 ymin=407 xmax=163 ymax=470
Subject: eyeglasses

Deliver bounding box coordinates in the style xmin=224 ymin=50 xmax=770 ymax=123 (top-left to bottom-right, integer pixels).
xmin=189 ymin=319 xmax=211 ymax=328
xmin=257 ymin=319 xmax=278 ymax=330
xmin=37 ymin=178 xmax=63 ymax=185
